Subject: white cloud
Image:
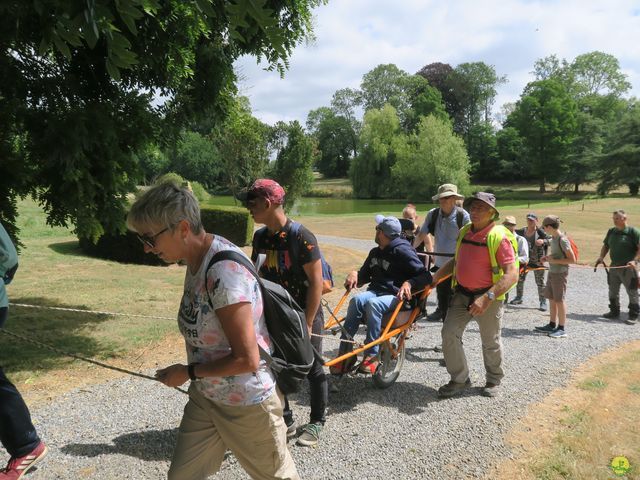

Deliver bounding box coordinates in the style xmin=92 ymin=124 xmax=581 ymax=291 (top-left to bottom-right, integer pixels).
xmin=235 ymin=0 xmax=640 ymax=125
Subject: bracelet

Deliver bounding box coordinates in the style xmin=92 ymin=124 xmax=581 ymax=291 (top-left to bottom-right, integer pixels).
xmin=187 ymin=363 xmax=200 ymax=381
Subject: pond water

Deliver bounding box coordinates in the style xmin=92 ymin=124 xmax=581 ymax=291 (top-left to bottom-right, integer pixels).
xmin=205 ymin=195 xmax=556 ymax=216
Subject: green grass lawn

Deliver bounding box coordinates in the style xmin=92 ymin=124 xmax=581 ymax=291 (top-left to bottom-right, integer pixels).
xmin=2 ymin=198 xmax=184 ymax=384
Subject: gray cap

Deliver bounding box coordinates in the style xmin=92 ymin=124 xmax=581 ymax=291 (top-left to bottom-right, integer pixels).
xmin=463 ymin=192 xmax=499 ymax=219
xmin=432 ymin=183 xmax=464 ymax=201
xmin=375 ymin=215 xmax=401 ymax=238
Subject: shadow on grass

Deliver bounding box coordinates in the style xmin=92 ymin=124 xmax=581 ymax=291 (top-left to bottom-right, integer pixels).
xmin=48 ymin=240 xmax=87 ymax=257
xmin=62 ymin=428 xmax=177 ymax=462
xmin=1 ymin=296 xmax=120 ymax=374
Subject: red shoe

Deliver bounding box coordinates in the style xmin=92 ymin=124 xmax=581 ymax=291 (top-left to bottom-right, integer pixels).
xmin=329 ymin=356 xmax=356 ymax=375
xmin=1 ymin=442 xmax=48 ymax=479
xmin=357 ymin=356 xmax=379 ymax=374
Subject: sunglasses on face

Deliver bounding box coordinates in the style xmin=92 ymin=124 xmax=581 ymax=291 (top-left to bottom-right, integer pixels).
xmin=137 ymin=226 xmax=170 ymax=249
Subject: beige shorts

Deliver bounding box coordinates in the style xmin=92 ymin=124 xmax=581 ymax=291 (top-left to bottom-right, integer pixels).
xmin=544 ymin=271 xmax=568 ymax=301
xmin=168 ymin=385 xmax=299 ymax=480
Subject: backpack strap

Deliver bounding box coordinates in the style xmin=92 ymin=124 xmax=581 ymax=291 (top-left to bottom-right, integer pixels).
xmin=456 ymin=207 xmax=464 ymax=230
xmin=205 ymin=250 xmax=274 ymax=368
xmin=287 ymin=221 xmax=303 ymax=274
xmin=428 ymin=208 xmax=440 ymax=236
xmin=429 ymin=207 xmax=464 ymax=235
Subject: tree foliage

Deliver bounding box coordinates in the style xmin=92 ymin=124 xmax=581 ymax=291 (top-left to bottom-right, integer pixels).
xmin=170 ymin=131 xmax=222 ymax=190
xmin=508 ymin=79 xmax=578 ymax=192
xmin=270 ymin=121 xmax=315 ymax=210
xmin=390 ymin=115 xmax=470 ymax=200
xmin=350 ymin=105 xmax=403 ymax=198
xmin=598 ymin=102 xmax=640 ymax=196
xmin=215 ymin=97 xmax=271 ymax=198
xmin=0 ymin=0 xmax=323 ymax=242
xmin=308 ymin=111 xmax=355 ymax=177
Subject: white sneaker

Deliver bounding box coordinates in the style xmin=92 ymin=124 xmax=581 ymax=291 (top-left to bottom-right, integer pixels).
xmin=548 ymin=328 xmax=567 ymax=338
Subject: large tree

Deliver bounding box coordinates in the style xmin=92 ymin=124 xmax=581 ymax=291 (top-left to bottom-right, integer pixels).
xmin=215 ymin=96 xmax=271 ymax=198
xmin=306 ymin=109 xmax=354 ymax=178
xmin=598 ymin=102 xmax=640 ymax=196
xmin=359 ymin=64 xmax=446 ymax=130
xmin=270 ymin=120 xmax=315 ymax=210
xmin=350 ymin=105 xmax=403 ymax=198
xmin=508 ymin=79 xmax=578 ymax=192
xmin=390 ymin=115 xmax=470 ymax=200
xmin=0 ymin=0 xmax=322 ymax=243
xmin=416 ymin=62 xmax=460 ymax=123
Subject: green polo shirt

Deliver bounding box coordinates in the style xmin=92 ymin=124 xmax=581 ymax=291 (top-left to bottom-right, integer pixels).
xmin=604 ymin=226 xmax=640 ymax=266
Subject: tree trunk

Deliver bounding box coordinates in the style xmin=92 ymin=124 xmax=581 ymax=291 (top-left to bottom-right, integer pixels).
xmin=574 ymin=183 xmax=579 ymax=193
xmin=629 ymin=183 xmax=639 ymax=196
xmin=539 ymin=179 xmax=546 ymax=193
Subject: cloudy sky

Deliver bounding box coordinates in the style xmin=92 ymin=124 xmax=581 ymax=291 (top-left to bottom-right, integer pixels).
xmin=234 ymin=0 xmax=640 ymax=126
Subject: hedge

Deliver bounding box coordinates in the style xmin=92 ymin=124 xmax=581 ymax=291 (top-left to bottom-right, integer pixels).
xmin=200 ymin=204 xmax=254 ymax=247
xmin=78 ymin=205 xmax=253 ymax=265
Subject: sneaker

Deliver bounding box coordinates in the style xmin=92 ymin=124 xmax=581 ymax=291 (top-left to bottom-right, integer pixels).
xmin=539 ymin=300 xmax=547 ymax=312
xmin=285 ymin=420 xmax=297 ymax=438
xmin=328 ymin=355 xmax=356 ymax=375
xmin=433 ymin=344 xmax=443 ymax=353
xmin=1 ymin=441 xmax=48 ymax=480
xmin=509 ymin=297 xmax=523 ymax=305
xmin=481 ymin=382 xmax=500 ymax=397
xmin=549 ymin=328 xmax=567 ymax=338
xmin=357 ymin=356 xmax=379 ymax=374
xmin=534 ymin=323 xmax=556 ymax=333
xmin=602 ymin=311 xmax=620 ymax=319
xmin=296 ymin=423 xmax=323 ymax=447
xmin=426 ymin=309 xmax=444 ymax=322
xmin=625 ymin=318 xmax=638 ymax=325
xmin=438 ymin=378 xmax=471 ymax=398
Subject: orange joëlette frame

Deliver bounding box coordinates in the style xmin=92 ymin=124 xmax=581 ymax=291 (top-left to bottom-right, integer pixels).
xmin=323 ymin=275 xmax=451 ymax=368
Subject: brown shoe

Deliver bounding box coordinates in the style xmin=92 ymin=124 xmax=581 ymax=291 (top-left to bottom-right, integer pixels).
xmin=481 ymin=382 xmax=500 ymax=397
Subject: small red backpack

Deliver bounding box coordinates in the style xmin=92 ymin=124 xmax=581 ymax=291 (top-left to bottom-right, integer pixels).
xmin=561 ymin=235 xmax=579 ymax=262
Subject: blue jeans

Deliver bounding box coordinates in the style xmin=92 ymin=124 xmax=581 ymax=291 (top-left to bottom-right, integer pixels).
xmin=339 ymin=291 xmax=398 ymax=356
xmin=0 ymin=307 xmax=41 ymax=457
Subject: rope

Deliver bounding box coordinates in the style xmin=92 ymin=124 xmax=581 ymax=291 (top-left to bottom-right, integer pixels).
xmin=9 ymin=303 xmax=176 ymax=320
xmin=0 ymin=328 xmax=188 ymax=395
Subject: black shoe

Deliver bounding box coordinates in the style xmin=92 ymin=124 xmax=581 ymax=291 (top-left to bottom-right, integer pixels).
xmin=509 ymin=297 xmax=523 ymax=305
xmin=427 ymin=309 xmax=444 ymax=322
xmin=534 ymin=323 xmax=556 ymax=333
xmin=602 ymin=311 xmax=620 ymax=319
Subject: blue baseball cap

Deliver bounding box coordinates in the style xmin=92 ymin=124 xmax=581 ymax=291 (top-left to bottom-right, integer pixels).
xmin=374 ymin=215 xmax=401 ymax=238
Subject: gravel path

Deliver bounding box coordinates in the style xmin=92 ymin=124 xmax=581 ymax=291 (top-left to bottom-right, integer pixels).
xmin=4 ymin=249 xmax=639 ymax=479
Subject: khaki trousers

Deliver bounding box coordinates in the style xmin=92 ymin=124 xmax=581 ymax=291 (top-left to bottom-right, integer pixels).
xmin=168 ymin=385 xmax=299 ymax=480
xmin=608 ymin=267 xmax=639 ymax=306
xmin=441 ymin=291 xmax=505 ymax=385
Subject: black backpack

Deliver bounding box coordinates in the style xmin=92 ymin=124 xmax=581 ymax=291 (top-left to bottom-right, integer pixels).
xmin=206 ymin=250 xmax=315 ymax=395
xmin=427 ymin=207 xmax=465 ymax=236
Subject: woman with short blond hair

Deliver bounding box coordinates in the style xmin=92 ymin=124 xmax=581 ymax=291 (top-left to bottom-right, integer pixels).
xmin=128 ymin=181 xmax=299 ymax=480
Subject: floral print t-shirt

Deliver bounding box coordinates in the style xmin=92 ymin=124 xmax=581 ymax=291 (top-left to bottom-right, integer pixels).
xmin=178 ymin=235 xmax=275 ymax=406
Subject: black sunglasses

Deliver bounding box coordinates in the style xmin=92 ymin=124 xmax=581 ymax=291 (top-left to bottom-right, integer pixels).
xmin=137 ymin=226 xmax=170 ymax=249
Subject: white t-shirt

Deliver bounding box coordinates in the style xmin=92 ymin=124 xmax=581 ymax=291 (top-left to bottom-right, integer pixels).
xmin=178 ymin=235 xmax=275 ymax=406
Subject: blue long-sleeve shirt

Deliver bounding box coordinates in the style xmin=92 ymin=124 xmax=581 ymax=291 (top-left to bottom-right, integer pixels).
xmin=357 ymin=237 xmax=431 ymax=296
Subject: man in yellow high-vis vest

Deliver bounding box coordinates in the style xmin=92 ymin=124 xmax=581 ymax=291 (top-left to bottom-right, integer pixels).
xmin=431 ymin=193 xmax=519 ymax=398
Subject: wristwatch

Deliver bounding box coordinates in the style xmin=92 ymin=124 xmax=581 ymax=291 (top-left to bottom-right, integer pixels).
xmin=187 ymin=363 xmax=201 ymax=381
xmin=485 ymin=291 xmax=495 ymax=301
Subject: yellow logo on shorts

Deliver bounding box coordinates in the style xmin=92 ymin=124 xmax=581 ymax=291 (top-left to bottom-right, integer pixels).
xmin=610 ymin=456 xmax=631 ymax=476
